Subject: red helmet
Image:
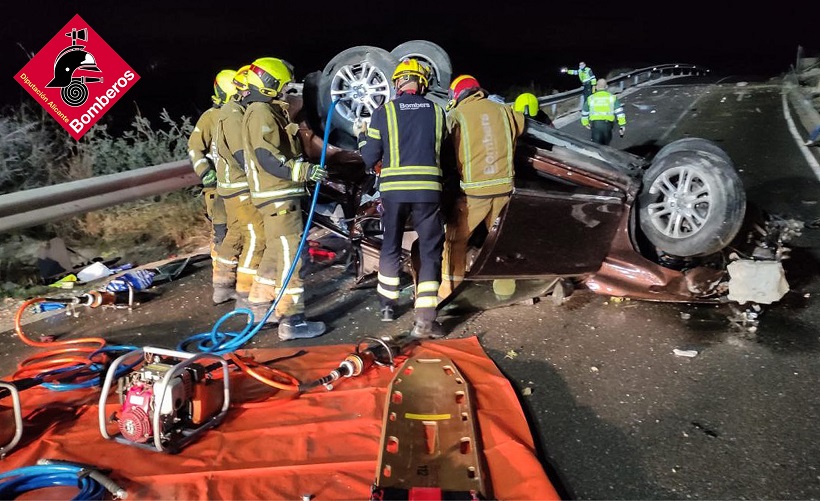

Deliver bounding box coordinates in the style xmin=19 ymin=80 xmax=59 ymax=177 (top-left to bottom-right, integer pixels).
xmin=448 ymin=75 xmax=481 ymax=104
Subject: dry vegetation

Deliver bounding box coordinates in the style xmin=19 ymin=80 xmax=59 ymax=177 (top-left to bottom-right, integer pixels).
xmin=0 ymin=104 xmax=209 ymax=297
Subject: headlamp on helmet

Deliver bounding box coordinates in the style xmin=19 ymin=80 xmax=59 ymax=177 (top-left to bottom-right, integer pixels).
xmin=246 ymin=57 xmax=294 ymax=98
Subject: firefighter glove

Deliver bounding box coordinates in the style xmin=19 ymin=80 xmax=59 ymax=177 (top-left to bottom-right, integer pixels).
xmin=353 ymin=118 xmax=369 ymax=137
xmin=619 ymin=127 xmax=626 ymax=138
xmin=307 ymin=164 xmax=327 ymax=183
xmin=202 ymin=170 xmax=217 ymax=187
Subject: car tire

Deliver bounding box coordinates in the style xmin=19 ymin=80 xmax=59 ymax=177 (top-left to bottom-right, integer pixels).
xmin=390 ymin=40 xmax=453 ymax=91
xmin=638 ymin=149 xmax=746 ymax=257
xmin=653 ymin=137 xmax=733 ymax=166
xmin=318 ymin=46 xmax=398 ymax=138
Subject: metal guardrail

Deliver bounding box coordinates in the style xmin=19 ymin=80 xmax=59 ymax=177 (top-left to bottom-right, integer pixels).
xmin=518 ymin=63 xmax=710 ymax=120
xmin=0 ymin=63 xmax=708 ymax=234
xmin=0 ymin=160 xmax=199 ymax=233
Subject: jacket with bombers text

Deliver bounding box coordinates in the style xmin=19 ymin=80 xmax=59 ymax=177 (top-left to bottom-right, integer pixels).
xmin=360 ymin=92 xmax=447 ymax=203
xmin=448 ymin=90 xmax=527 ymax=198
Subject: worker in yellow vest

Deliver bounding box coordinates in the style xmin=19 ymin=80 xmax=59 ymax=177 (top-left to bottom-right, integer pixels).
xmin=580 ymin=79 xmax=626 ymax=145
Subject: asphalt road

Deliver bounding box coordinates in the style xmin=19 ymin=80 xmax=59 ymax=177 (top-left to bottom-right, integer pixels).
xmin=2 ymin=73 xmax=819 ymax=500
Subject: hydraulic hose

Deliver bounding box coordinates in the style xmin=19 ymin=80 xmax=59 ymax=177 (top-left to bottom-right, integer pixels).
xmin=11 ymin=297 xmax=138 ymax=390
xmin=177 ymin=99 xmax=341 ymax=393
xmin=0 ymin=461 xmax=126 ymax=500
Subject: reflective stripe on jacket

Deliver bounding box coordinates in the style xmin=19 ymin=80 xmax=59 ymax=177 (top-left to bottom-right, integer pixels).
xmin=567 ymin=66 xmax=597 ymax=86
xmin=361 ymin=92 xmax=446 ymax=203
xmin=448 ymin=91 xmax=526 ymax=197
xmin=187 ymin=107 xmax=218 ymax=181
xmin=213 ymin=100 xmax=250 ymax=198
xmin=242 ymin=100 xmax=308 ymax=208
xmin=581 ymin=91 xmax=627 ymax=127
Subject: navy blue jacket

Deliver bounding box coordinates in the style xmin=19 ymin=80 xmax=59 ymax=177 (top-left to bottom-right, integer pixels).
xmin=360 ymin=92 xmax=447 ymax=203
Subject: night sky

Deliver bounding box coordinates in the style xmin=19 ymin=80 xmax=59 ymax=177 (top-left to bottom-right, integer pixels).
xmin=2 ymin=0 xmax=816 ymax=131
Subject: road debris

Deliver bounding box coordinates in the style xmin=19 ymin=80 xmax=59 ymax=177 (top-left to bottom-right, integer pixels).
xmin=673 ymin=349 xmax=699 ymax=358
xmin=727 ymin=304 xmax=762 ymax=334
xmin=504 ymin=349 xmax=518 ymax=360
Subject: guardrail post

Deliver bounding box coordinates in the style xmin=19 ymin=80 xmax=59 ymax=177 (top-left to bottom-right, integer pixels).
xmin=550 ymin=103 xmax=557 ymax=116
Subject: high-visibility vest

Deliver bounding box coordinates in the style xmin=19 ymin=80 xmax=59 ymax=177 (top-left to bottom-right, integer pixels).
xmin=581 ymin=91 xmax=627 ymax=127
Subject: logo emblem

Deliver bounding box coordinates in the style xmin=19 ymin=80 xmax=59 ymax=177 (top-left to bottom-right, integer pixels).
xmin=46 ymin=27 xmax=103 ymax=107
xmin=15 ymin=14 xmax=140 ymax=140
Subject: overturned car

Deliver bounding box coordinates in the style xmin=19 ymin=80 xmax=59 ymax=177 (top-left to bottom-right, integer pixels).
xmin=284 ymin=42 xmax=789 ymax=306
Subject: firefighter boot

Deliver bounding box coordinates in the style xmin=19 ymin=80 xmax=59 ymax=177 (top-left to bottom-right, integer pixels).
xmin=278 ymin=314 xmax=326 ymax=341
xmin=247 ymin=281 xmax=280 ymax=325
xmin=247 ymin=300 xmax=280 ymax=325
xmin=410 ymin=319 xmax=447 ymax=340
xmin=212 ymin=267 xmax=237 ymax=305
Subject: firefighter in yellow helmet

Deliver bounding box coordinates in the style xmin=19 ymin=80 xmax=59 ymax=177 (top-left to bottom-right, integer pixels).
xmin=187 ymin=70 xmax=231 ymax=272
xmin=241 ymin=56 xmax=327 ymax=340
xmin=513 ymin=92 xmax=553 ymax=127
xmin=581 ymin=79 xmax=626 ymax=145
xmin=438 ymin=75 xmax=526 ymax=302
xmin=356 ymin=58 xmax=449 ymax=339
xmin=209 ymin=64 xmax=266 ymax=308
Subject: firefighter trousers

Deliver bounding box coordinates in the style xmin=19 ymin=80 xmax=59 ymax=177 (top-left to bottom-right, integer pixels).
xmin=203 ymin=187 xmax=227 ymax=253
xmin=439 ymin=195 xmax=510 ymax=300
xmin=214 ymin=194 xmax=264 ymax=294
xmin=249 ymin=202 xmax=304 ymax=319
xmin=379 ymin=199 xmax=443 ymax=323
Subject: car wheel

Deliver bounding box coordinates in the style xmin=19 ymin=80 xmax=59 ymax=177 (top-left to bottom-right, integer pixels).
xmin=653 ymin=137 xmax=733 ymax=166
xmin=390 ymin=40 xmax=453 ymax=90
xmin=638 ymin=149 xmax=746 ymax=257
xmin=318 ymin=46 xmax=398 ymax=138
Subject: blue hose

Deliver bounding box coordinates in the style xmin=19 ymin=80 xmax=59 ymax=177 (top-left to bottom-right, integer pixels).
xmin=0 ymin=464 xmax=107 ymax=500
xmin=178 ymin=99 xmax=340 ymax=355
xmin=39 ymin=345 xmax=140 ymax=391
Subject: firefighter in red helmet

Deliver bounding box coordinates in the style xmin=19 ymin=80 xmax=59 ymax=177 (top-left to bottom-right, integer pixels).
xmin=439 ymin=75 xmax=527 ymax=301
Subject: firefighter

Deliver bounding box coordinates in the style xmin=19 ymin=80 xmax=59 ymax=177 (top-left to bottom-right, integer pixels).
xmin=438 ymin=75 xmax=526 ymax=302
xmin=560 ymin=61 xmax=597 ymax=105
xmin=513 ymin=92 xmax=553 ymax=127
xmin=242 ymin=57 xmax=327 ymax=340
xmin=210 ymin=65 xmax=267 ymax=308
xmin=187 ymin=70 xmax=230 ymax=266
xmin=355 ymin=58 xmax=448 ymax=339
xmin=581 ymin=79 xmax=626 ymax=146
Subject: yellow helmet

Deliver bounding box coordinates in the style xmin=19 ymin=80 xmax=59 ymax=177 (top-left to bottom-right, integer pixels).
xmin=232 ymin=64 xmax=252 ymax=93
xmin=246 ymin=57 xmax=293 ymax=97
xmin=391 ymin=58 xmax=430 ymax=89
xmin=513 ymin=92 xmax=540 ymax=117
xmin=212 ymin=69 xmax=237 ymax=105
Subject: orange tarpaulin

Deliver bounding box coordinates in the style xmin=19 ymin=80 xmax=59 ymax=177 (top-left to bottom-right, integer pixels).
xmin=0 ymin=337 xmax=559 ymax=500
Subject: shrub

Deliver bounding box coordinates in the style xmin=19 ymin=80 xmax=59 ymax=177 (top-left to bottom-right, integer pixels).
xmin=0 ymin=104 xmax=208 ymax=291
